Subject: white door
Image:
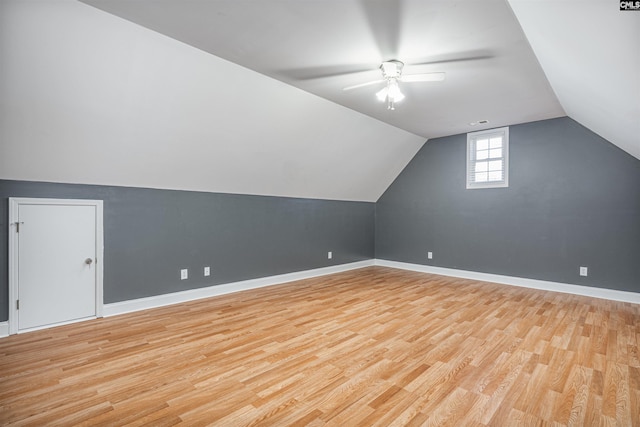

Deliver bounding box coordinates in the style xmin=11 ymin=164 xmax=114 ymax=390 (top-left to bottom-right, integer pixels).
xmin=9 ymin=198 xmax=103 ymax=334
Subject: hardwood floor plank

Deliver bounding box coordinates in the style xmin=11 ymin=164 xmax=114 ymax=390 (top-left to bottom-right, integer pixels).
xmin=555 ymin=364 xmax=591 ymax=426
xmin=1 ymin=266 xmax=639 ymax=426
xmin=631 ymin=389 xmax=640 ymax=427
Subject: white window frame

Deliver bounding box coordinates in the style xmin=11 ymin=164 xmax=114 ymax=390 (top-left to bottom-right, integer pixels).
xmin=466 ymin=126 xmax=509 ymax=189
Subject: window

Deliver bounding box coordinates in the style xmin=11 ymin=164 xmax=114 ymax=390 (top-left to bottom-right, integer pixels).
xmin=466 ymin=126 xmax=509 ymax=189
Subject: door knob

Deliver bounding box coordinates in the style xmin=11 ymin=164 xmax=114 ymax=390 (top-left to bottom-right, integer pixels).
xmin=85 ymin=258 xmax=93 ymax=265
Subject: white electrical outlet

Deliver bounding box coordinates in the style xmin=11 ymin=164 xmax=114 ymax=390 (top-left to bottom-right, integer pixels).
xmin=180 ymin=269 xmax=188 ymax=280
xmin=328 ymin=251 xmax=332 ymax=259
xmin=204 ymin=266 xmax=210 ymax=277
xmin=579 ymin=266 xmax=588 ymax=277
xmin=427 ymin=252 xmax=433 ymax=260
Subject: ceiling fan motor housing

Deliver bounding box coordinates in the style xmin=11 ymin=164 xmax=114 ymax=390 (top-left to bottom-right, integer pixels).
xmin=380 ymin=60 xmax=404 ymax=79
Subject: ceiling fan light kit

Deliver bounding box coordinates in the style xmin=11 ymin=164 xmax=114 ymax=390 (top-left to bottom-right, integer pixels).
xmin=376 ymin=78 xmax=405 ymax=110
xmin=342 ymin=59 xmax=445 ymax=111
xmin=377 ymin=60 xmax=405 ymax=110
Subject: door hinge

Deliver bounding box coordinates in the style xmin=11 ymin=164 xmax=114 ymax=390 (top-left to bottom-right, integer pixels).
xmin=16 ymin=300 xmax=19 ymax=310
xmin=15 ymin=222 xmax=24 ymax=233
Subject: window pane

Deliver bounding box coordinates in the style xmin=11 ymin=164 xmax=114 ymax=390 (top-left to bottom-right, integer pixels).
xmin=476 ymin=138 xmax=489 ymax=150
xmin=467 ymin=126 xmax=508 ymax=189
xmin=488 ymin=170 xmax=503 ymax=181
xmin=475 ymin=162 xmax=488 ymax=173
xmin=489 ymin=148 xmax=502 ymax=158
xmin=488 ymin=160 xmax=502 ymax=171
xmin=489 ymin=137 xmax=502 ymax=149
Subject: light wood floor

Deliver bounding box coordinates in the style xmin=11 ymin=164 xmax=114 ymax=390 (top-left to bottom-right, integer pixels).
xmin=1 ymin=267 xmax=639 ymax=426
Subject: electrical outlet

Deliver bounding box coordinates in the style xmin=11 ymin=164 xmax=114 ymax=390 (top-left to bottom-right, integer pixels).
xmin=204 ymin=266 xmax=210 ymax=277
xmin=427 ymin=252 xmax=433 ymax=260
xmin=328 ymin=251 xmax=332 ymax=260
xmin=579 ymin=266 xmax=588 ymax=277
xmin=180 ymin=269 xmax=188 ymax=280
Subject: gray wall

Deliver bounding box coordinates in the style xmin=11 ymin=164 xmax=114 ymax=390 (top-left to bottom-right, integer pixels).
xmin=376 ymin=117 xmax=640 ymax=292
xmin=3 ymin=117 xmax=639 ymax=323
xmin=0 ymin=181 xmax=375 ymax=321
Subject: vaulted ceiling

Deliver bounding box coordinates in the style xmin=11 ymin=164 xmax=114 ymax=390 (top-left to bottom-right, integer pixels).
xmin=81 ymin=0 xmax=639 ymax=159
xmin=1 ymin=1 xmax=637 ymax=202
xmin=509 ymin=0 xmax=639 ymax=161
xmin=81 ymin=0 xmax=564 ymax=140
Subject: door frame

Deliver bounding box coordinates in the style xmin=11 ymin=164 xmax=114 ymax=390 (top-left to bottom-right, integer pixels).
xmin=8 ymin=197 xmax=104 ymax=335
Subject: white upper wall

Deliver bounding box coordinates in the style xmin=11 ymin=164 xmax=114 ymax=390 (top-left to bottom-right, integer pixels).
xmin=0 ymin=0 xmax=425 ymax=202
xmin=509 ymin=0 xmax=640 ymax=160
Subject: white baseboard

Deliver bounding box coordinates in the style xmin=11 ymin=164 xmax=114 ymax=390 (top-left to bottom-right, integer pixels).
xmin=104 ymin=260 xmax=375 ymax=317
xmin=0 ymin=322 xmax=8 ymax=338
xmin=5 ymin=258 xmax=636 ymax=338
xmin=375 ymin=259 xmax=640 ymax=305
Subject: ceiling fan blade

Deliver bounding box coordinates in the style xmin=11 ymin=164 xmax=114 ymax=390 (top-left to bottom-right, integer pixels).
xmin=410 ymin=50 xmax=494 ymax=67
xmin=342 ymin=79 xmax=385 ymax=91
xmin=400 ymin=73 xmax=446 ymax=83
xmin=277 ymin=63 xmax=379 ymax=81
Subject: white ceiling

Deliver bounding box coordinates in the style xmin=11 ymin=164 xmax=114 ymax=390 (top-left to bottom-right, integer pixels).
xmin=0 ymin=0 xmax=425 ymax=202
xmin=2 ymin=0 xmax=637 ymax=204
xmin=509 ymin=0 xmax=640 ymax=160
xmin=81 ymin=0 xmax=567 ymax=140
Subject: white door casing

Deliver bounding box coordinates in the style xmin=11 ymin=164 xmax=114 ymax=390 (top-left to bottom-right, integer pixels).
xmin=8 ymin=198 xmax=104 ymax=334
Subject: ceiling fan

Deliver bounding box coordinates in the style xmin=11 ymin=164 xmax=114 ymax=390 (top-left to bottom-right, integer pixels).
xmin=343 ymin=60 xmax=445 ymax=110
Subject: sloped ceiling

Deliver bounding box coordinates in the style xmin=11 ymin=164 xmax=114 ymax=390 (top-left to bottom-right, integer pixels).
xmin=0 ymin=0 xmax=425 ymax=202
xmin=80 ymin=0 xmax=565 ymax=140
xmin=509 ymin=0 xmax=640 ymax=160
xmin=1 ymin=1 xmax=637 ymax=205
xmin=81 ymin=0 xmax=638 ymax=160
